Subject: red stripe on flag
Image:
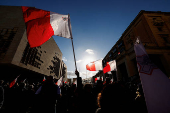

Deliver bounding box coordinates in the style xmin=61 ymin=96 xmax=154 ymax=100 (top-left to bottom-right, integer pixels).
xmin=86 ymin=62 xmax=96 ymax=71
xmin=90 ymin=63 xmax=96 ymax=71
xmin=22 ymin=6 xmax=54 ymax=48
xmin=86 ymin=64 xmax=90 ymax=70
xmin=103 ymin=62 xmax=111 ymax=73
xmin=9 ymin=79 xmax=16 ymax=88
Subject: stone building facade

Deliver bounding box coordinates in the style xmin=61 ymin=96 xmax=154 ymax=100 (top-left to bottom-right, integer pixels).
xmin=0 ymin=6 xmax=67 ymax=82
xmin=102 ymin=10 xmax=170 ymax=82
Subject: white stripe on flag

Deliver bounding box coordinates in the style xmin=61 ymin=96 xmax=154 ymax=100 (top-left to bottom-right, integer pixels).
xmin=134 ymin=37 xmax=170 ymax=113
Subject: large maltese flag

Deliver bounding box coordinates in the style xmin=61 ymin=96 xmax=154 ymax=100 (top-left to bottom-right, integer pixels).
xmin=22 ymin=6 xmax=72 ymax=48
xmin=134 ymin=38 xmax=170 ymax=113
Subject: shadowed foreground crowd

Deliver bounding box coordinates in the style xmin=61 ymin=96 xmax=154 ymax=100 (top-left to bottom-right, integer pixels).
xmin=0 ymin=73 xmax=148 ymax=113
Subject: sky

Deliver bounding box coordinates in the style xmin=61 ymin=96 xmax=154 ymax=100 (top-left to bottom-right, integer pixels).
xmin=1 ymin=0 xmax=170 ymax=79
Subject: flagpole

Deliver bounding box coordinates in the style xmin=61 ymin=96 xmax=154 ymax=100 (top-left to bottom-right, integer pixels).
xmin=68 ymin=14 xmax=77 ymax=72
xmin=86 ymin=69 xmax=87 ymax=79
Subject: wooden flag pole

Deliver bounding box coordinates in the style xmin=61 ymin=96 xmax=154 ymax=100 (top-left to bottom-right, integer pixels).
xmin=68 ymin=14 xmax=77 ymax=72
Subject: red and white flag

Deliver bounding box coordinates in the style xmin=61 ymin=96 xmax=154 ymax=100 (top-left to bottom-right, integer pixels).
xmin=86 ymin=59 xmax=103 ymax=71
xmin=57 ymin=76 xmax=63 ymax=87
xmin=43 ymin=76 xmax=46 ymax=82
xmin=103 ymin=60 xmax=117 ymax=73
xmin=21 ymin=6 xmax=72 ymax=48
xmin=9 ymin=75 xmax=20 ymax=88
xmin=134 ymin=37 xmax=170 ymax=113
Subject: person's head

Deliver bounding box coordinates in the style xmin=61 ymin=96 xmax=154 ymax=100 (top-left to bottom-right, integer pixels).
xmin=0 ymin=80 xmax=4 ymax=86
xmin=97 ymin=80 xmax=102 ymax=85
xmin=46 ymin=76 xmax=53 ymax=83
xmin=84 ymin=83 xmax=92 ymax=93
xmin=97 ymin=83 xmax=129 ymax=112
xmin=106 ymin=77 xmax=110 ymax=84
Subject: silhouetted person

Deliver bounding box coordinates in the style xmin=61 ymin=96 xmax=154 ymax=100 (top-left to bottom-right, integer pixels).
xmin=96 ymin=83 xmax=134 ymax=113
xmin=93 ymin=80 xmax=103 ymax=98
xmin=33 ymin=76 xmax=59 ymax=113
xmin=80 ymin=83 xmax=96 ymax=113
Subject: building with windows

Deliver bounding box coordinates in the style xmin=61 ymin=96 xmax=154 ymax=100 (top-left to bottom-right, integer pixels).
xmin=0 ymin=5 xmax=67 ymax=82
xmin=102 ymin=10 xmax=170 ymax=82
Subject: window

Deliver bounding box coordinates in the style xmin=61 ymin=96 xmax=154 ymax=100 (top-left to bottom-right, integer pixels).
xmin=119 ymin=47 xmax=125 ymax=53
xmin=160 ymin=34 xmax=169 ymax=43
xmin=112 ymin=48 xmax=117 ymax=53
xmin=109 ymin=53 xmax=112 ymax=58
xmin=118 ymin=41 xmax=124 ymax=48
xmin=157 ymin=27 xmax=162 ymax=31
xmin=0 ymin=28 xmax=17 ymax=58
xmin=21 ymin=42 xmax=42 ymax=69
xmin=118 ymin=42 xmax=123 ymax=48
xmin=113 ymin=53 xmax=118 ymax=58
xmin=153 ymin=18 xmax=164 ymax=26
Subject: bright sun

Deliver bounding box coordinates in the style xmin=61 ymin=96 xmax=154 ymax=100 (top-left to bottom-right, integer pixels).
xmin=83 ymin=56 xmax=95 ymax=65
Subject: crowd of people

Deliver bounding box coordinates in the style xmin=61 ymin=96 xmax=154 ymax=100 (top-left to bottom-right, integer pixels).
xmin=0 ymin=72 xmax=148 ymax=113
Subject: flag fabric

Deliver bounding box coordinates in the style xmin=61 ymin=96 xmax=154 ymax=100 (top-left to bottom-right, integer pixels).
xmin=22 ymin=78 xmax=27 ymax=83
xmin=9 ymin=75 xmax=20 ymax=88
xmin=134 ymin=38 xmax=170 ymax=113
xmin=107 ymin=71 xmax=112 ymax=74
xmin=35 ymin=86 xmax=42 ymax=94
xmin=57 ymin=76 xmax=63 ymax=87
xmin=86 ymin=59 xmax=103 ymax=71
xmin=55 ymin=82 xmax=58 ymax=85
xmin=95 ymin=78 xmax=98 ymax=83
xmin=95 ymin=77 xmax=101 ymax=83
xmin=21 ymin=6 xmax=72 ymax=48
xmin=103 ymin=60 xmax=117 ymax=73
xmin=111 ymin=78 xmax=113 ymax=83
xmin=43 ymin=76 xmax=46 ymax=82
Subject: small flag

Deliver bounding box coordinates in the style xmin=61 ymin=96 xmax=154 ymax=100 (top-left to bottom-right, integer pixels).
xmin=55 ymin=82 xmax=58 ymax=85
xmin=57 ymin=76 xmax=63 ymax=87
xmin=22 ymin=78 xmax=27 ymax=83
xmin=95 ymin=78 xmax=97 ymax=83
xmin=95 ymin=77 xmax=101 ymax=83
xmin=86 ymin=59 xmax=103 ymax=71
xmin=134 ymin=37 xmax=170 ymax=113
xmin=111 ymin=78 xmax=113 ymax=83
xmin=9 ymin=75 xmax=20 ymax=88
xmin=21 ymin=6 xmax=72 ymax=48
xmin=35 ymin=86 xmax=42 ymax=94
xmin=43 ymin=76 xmax=46 ymax=82
xmin=103 ymin=60 xmax=117 ymax=73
